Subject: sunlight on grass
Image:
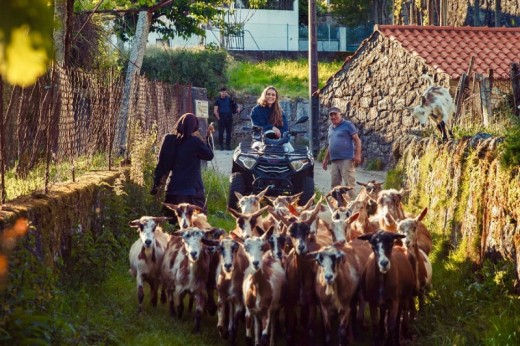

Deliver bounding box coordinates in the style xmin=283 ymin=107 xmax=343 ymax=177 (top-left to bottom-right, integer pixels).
xmin=4 ymin=153 xmax=117 ymax=201
xmin=228 ymin=59 xmax=343 ymax=98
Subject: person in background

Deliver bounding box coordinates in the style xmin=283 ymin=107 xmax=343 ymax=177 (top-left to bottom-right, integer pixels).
xmin=250 ymin=85 xmax=288 ymax=138
xmin=151 ymin=113 xmax=214 ymax=214
xmin=213 ymin=87 xmax=239 ymax=150
xmin=322 ymin=106 xmax=362 ymax=199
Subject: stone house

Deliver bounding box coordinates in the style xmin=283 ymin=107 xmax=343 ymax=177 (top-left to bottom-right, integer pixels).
xmin=319 ymin=25 xmax=520 ymax=168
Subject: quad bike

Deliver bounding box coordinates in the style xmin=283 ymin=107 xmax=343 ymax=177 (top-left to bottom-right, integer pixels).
xmin=228 ymin=116 xmax=314 ymax=210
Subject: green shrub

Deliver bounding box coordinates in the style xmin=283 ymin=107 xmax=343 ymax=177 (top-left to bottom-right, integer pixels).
xmin=140 ymin=46 xmax=229 ymax=98
xmin=500 ymin=117 xmax=520 ymax=168
xmin=365 ymin=158 xmax=385 ymax=171
xmin=385 ymin=168 xmax=403 ymax=189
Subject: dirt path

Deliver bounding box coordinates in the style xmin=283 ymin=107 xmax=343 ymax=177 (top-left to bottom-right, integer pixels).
xmin=210 ymin=150 xmax=387 ymax=195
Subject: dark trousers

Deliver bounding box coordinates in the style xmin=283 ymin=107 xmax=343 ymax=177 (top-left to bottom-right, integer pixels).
xmin=218 ymin=114 xmax=233 ymax=149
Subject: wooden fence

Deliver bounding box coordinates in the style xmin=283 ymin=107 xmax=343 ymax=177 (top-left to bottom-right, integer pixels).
xmin=453 ymin=62 xmax=520 ymax=127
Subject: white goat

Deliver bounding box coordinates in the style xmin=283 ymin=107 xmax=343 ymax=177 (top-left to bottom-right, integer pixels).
xmin=408 ymin=74 xmax=455 ymax=141
xmin=128 ymin=216 xmax=171 ymax=313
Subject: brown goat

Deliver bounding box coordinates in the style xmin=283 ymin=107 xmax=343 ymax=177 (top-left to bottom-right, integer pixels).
xmin=359 ymin=231 xmax=415 ymax=346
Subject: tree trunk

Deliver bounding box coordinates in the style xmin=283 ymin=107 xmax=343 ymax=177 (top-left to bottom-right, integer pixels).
xmin=113 ymin=11 xmax=151 ymax=156
xmin=53 ymin=0 xmax=66 ymax=65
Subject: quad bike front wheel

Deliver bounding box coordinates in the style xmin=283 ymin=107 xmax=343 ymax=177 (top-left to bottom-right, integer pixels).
xmin=228 ymin=172 xmax=245 ymax=210
xmin=298 ymin=176 xmax=315 ymax=206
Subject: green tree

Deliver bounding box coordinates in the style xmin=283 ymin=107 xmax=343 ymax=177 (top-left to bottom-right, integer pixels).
xmin=299 ymin=0 xmax=328 ymax=26
xmin=329 ymin=0 xmax=372 ymax=26
xmin=112 ymin=0 xmax=225 ymax=42
xmin=0 ymin=0 xmax=54 ymax=86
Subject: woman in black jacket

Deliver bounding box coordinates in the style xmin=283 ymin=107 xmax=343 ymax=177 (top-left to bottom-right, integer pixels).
xmin=151 ymin=113 xmax=214 ymax=212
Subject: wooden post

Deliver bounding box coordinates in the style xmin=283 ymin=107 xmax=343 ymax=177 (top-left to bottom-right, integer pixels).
xmin=454 ymin=56 xmax=475 ymax=120
xmin=512 ymin=63 xmax=520 ymax=117
xmin=440 ymin=0 xmax=448 ymax=26
xmin=477 ymin=72 xmax=492 ymax=127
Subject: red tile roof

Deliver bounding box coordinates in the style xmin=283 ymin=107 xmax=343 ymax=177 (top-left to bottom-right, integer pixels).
xmin=376 ymin=25 xmax=520 ymax=80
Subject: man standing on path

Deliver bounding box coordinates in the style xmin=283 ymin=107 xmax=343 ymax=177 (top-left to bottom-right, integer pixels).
xmin=213 ymin=87 xmax=239 ymax=150
xmin=322 ymin=106 xmax=362 ymax=199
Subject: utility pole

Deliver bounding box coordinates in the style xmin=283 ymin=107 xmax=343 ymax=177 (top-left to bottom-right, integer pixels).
xmin=309 ymin=0 xmax=319 ymax=158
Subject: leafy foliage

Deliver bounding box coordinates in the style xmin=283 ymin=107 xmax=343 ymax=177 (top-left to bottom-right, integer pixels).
xmin=140 ymin=46 xmax=229 ymax=98
xmin=500 ymin=117 xmax=520 ymax=168
xmin=113 ymin=0 xmax=225 ymax=42
xmin=298 ymin=0 xmax=329 ymax=25
xmin=0 ymin=0 xmax=54 ymax=86
xmin=328 ymin=0 xmax=371 ymax=26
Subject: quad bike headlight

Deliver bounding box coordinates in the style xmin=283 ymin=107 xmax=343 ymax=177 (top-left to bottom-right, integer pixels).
xmin=238 ymin=155 xmax=256 ymax=169
xmin=290 ymin=159 xmax=308 ymax=172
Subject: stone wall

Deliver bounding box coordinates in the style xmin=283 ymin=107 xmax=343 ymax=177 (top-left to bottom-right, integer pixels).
xmin=0 ymin=170 xmax=126 ymax=268
xmin=396 ymin=135 xmax=520 ymax=283
xmin=221 ymin=96 xmax=311 ymax=149
xmin=319 ymin=33 xmax=450 ymax=168
xmin=448 ymin=0 xmax=520 ymax=26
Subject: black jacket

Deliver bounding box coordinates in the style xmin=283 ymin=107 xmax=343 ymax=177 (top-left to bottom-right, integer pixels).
xmin=153 ymin=134 xmax=214 ymax=195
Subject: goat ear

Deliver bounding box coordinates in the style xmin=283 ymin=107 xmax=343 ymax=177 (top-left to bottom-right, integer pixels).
xmin=162 ymin=203 xmax=177 ymax=211
xmin=172 ymin=230 xmax=184 ymax=237
xmin=192 ymin=205 xmax=203 ymax=215
xmin=357 ymin=181 xmax=367 ymax=187
xmin=229 ymin=231 xmax=244 ymax=244
xmin=393 ymin=233 xmax=406 ymax=241
xmin=234 ymin=191 xmax=244 ymax=201
xmin=358 ymin=232 xmax=375 ymax=241
xmin=129 ymin=220 xmax=141 ymax=228
xmin=416 ymin=207 xmax=428 ymax=222
xmin=151 ymin=216 xmax=173 ymax=224
xmin=421 ymin=95 xmax=427 ymax=106
xmin=348 ymin=212 xmax=360 ymax=224
xmin=207 ymin=227 xmax=226 ymax=239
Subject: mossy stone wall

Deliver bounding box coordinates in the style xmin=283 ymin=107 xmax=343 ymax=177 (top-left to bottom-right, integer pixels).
xmin=0 ymin=170 xmax=126 ymax=268
xmin=397 ymin=136 xmax=520 ymax=281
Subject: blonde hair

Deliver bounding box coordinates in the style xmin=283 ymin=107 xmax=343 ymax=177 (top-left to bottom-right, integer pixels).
xmin=257 ymin=86 xmax=283 ymax=127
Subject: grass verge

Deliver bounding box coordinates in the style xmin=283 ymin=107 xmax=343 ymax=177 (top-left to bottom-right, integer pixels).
xmin=227 ymin=59 xmax=343 ymax=98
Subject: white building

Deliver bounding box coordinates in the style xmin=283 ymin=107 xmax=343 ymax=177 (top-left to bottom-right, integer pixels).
xmin=148 ymin=0 xmax=364 ymax=52
xmin=149 ymin=0 xmax=300 ymax=51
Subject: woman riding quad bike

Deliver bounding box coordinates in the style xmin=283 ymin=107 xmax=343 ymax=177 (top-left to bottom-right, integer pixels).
xmin=228 ymin=115 xmax=314 ymax=210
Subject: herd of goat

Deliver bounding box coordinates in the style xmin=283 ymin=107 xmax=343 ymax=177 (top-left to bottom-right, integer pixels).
xmin=128 ymin=181 xmax=433 ymax=346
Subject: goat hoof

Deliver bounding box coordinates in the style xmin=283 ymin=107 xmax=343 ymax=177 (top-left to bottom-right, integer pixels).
xmin=245 ymin=336 xmax=254 ymax=346
xmin=260 ymin=333 xmax=269 ymax=345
